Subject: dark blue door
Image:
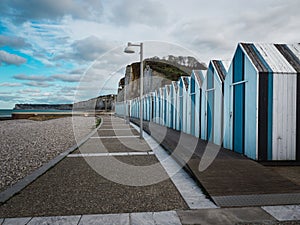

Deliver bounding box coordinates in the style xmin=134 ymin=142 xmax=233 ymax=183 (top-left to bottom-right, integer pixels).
xmin=233 ymin=46 xmax=245 ymax=154
xmin=207 ymin=66 xmax=214 ymax=142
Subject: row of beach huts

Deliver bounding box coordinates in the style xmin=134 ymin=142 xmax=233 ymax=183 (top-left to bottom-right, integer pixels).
xmin=116 ymin=43 xmax=300 ymax=162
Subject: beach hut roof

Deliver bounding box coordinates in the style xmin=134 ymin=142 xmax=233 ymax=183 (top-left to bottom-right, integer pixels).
xmin=192 ymin=70 xmax=205 ymax=87
xmin=172 ymin=81 xmax=178 ymax=92
xmin=240 ymin=43 xmax=297 ymax=74
xmin=182 ymin=76 xmax=189 ymax=91
xmin=165 ymin=85 xmax=170 ymax=94
xmin=212 ymin=60 xmax=226 ymax=82
xmin=276 ymin=43 xmax=300 ymax=73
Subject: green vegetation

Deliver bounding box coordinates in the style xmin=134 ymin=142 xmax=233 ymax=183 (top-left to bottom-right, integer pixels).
xmin=146 ymin=60 xmax=189 ymax=80
xmin=95 ymin=117 xmax=102 ymax=128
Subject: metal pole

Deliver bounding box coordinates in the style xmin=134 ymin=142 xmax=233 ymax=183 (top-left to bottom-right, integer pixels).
xmin=139 ymin=43 xmax=143 ymax=139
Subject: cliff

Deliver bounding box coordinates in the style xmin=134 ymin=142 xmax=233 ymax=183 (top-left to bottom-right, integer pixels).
xmin=14 ymin=104 xmax=73 ymax=110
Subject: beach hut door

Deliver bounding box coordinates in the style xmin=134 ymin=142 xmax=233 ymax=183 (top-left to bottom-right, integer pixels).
xmin=231 ymin=80 xmax=247 ymax=154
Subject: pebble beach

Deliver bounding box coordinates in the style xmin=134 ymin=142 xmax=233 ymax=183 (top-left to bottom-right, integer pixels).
xmin=0 ymin=116 xmax=96 ymax=192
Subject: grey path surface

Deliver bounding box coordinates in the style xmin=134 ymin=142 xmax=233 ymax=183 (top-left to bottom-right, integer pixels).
xmin=0 ymin=115 xmax=187 ymax=218
xmin=262 ymin=205 xmax=300 ymax=221
xmin=0 ymin=211 xmax=183 ymax=225
xmin=27 ymin=216 xmax=81 ymax=225
xmin=177 ymin=207 xmax=276 ymax=225
xmin=2 ymin=217 xmax=31 ymax=225
xmin=130 ymin=122 xmax=217 ymax=209
xmin=79 ymin=214 xmax=129 ymax=225
xmin=131 ymin=118 xmax=300 ymax=207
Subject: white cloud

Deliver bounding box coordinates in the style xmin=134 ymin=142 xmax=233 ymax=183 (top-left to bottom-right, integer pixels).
xmin=24 ymin=81 xmax=53 ymax=88
xmin=0 ymin=82 xmax=22 ymax=87
xmin=51 ymin=74 xmax=81 ymax=82
xmin=13 ymin=74 xmax=53 ymax=81
xmin=0 ymin=50 xmax=27 ymax=66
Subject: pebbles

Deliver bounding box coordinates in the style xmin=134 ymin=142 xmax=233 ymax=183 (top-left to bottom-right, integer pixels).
xmin=0 ymin=116 xmax=95 ymax=192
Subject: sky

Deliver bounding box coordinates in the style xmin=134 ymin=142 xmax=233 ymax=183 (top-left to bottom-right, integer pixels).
xmin=0 ymin=0 xmax=299 ymax=108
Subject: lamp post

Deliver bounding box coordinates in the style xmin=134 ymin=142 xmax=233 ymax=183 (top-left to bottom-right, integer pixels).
xmin=124 ymin=42 xmax=143 ymax=139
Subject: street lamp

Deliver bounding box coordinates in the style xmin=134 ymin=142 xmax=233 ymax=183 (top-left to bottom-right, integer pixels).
xmin=124 ymin=42 xmax=143 ymax=139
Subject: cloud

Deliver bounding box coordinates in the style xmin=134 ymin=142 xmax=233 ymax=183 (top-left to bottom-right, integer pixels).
xmin=110 ymin=0 xmax=168 ymax=26
xmin=14 ymin=73 xmax=82 ymax=84
xmin=0 ymin=50 xmax=27 ymax=66
xmin=0 ymin=0 xmax=103 ymax=23
xmin=13 ymin=74 xmax=53 ymax=82
xmin=0 ymin=35 xmax=30 ymax=49
xmin=0 ymin=82 xmax=22 ymax=87
xmin=24 ymin=81 xmax=53 ymax=88
xmin=51 ymin=74 xmax=81 ymax=82
xmin=18 ymin=89 xmax=41 ymax=94
xmin=0 ymin=95 xmax=20 ymax=102
xmin=66 ymin=36 xmax=112 ymax=61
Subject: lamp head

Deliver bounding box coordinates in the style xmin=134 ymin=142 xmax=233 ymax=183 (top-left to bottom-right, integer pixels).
xmin=124 ymin=45 xmax=135 ymax=54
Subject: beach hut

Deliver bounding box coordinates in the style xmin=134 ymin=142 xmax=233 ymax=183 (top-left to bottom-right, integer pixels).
xmin=171 ymin=81 xmax=178 ymax=130
xmin=154 ymin=89 xmax=160 ymax=124
xmin=189 ymin=70 xmax=206 ymax=137
xmin=149 ymin=92 xmax=155 ymax=122
xmin=160 ymin=87 xmax=166 ymax=126
xmin=202 ymin=61 xmax=226 ymax=145
xmin=224 ymin=43 xmax=300 ymax=161
xmin=165 ymin=85 xmax=172 ymax=128
xmin=178 ymin=76 xmax=190 ymax=133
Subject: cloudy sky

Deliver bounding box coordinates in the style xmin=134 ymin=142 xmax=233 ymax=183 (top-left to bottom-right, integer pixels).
xmin=0 ymin=0 xmax=299 ymax=108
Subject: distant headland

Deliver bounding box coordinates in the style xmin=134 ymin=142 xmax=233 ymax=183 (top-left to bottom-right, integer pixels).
xmin=14 ymin=104 xmax=73 ymax=110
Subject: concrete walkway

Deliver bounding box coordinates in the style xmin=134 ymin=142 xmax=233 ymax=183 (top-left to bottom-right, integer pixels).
xmin=1 ymin=115 xmax=300 ymax=224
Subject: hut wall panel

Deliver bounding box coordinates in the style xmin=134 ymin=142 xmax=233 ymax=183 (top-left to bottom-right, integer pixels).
xmin=213 ymin=76 xmax=223 ymax=145
xmin=244 ymin=55 xmax=258 ymax=160
xmin=272 ymin=73 xmax=297 ymax=160
xmin=186 ymin=88 xmax=192 ymax=134
xmin=195 ymin=88 xmax=201 ymax=137
xmin=201 ymin=78 xmax=207 ymax=140
xmin=223 ymin=64 xmax=233 ymax=150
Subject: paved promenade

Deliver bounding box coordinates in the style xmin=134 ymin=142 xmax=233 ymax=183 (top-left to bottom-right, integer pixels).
xmin=133 ymin=119 xmax=300 ymax=207
xmin=0 ymin=115 xmax=299 ymax=224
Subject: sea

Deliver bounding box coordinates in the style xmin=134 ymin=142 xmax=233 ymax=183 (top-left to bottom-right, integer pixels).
xmin=0 ymin=109 xmax=13 ymax=118
xmin=0 ymin=109 xmax=73 ymax=119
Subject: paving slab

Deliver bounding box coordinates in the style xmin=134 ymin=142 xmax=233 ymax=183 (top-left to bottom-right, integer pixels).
xmin=0 ymin=218 xmax=3 ymax=224
xmin=27 ymin=215 xmax=81 ymax=225
xmin=2 ymin=217 xmax=32 ymax=225
xmin=262 ymin=205 xmax=300 ymax=221
xmin=177 ymin=207 xmax=276 ymax=225
xmin=78 ymin=214 xmax=129 ymax=225
xmin=130 ymin=212 xmax=155 ymax=225
xmin=97 ymin=129 xmax=140 ymax=137
xmin=153 ymin=211 xmax=182 ymax=225
xmin=73 ymin=138 xmax=151 ymax=154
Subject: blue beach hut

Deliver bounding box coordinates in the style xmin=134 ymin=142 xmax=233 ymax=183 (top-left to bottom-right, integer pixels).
xmin=171 ymin=81 xmax=178 ymax=130
xmin=178 ymin=76 xmax=190 ymax=133
xmin=189 ymin=70 xmax=206 ymax=137
xmin=224 ymin=43 xmax=299 ymax=161
xmin=202 ymin=61 xmax=226 ymax=145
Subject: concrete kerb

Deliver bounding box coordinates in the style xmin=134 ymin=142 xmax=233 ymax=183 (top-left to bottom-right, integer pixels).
xmin=0 ymin=116 xmax=104 ymax=204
